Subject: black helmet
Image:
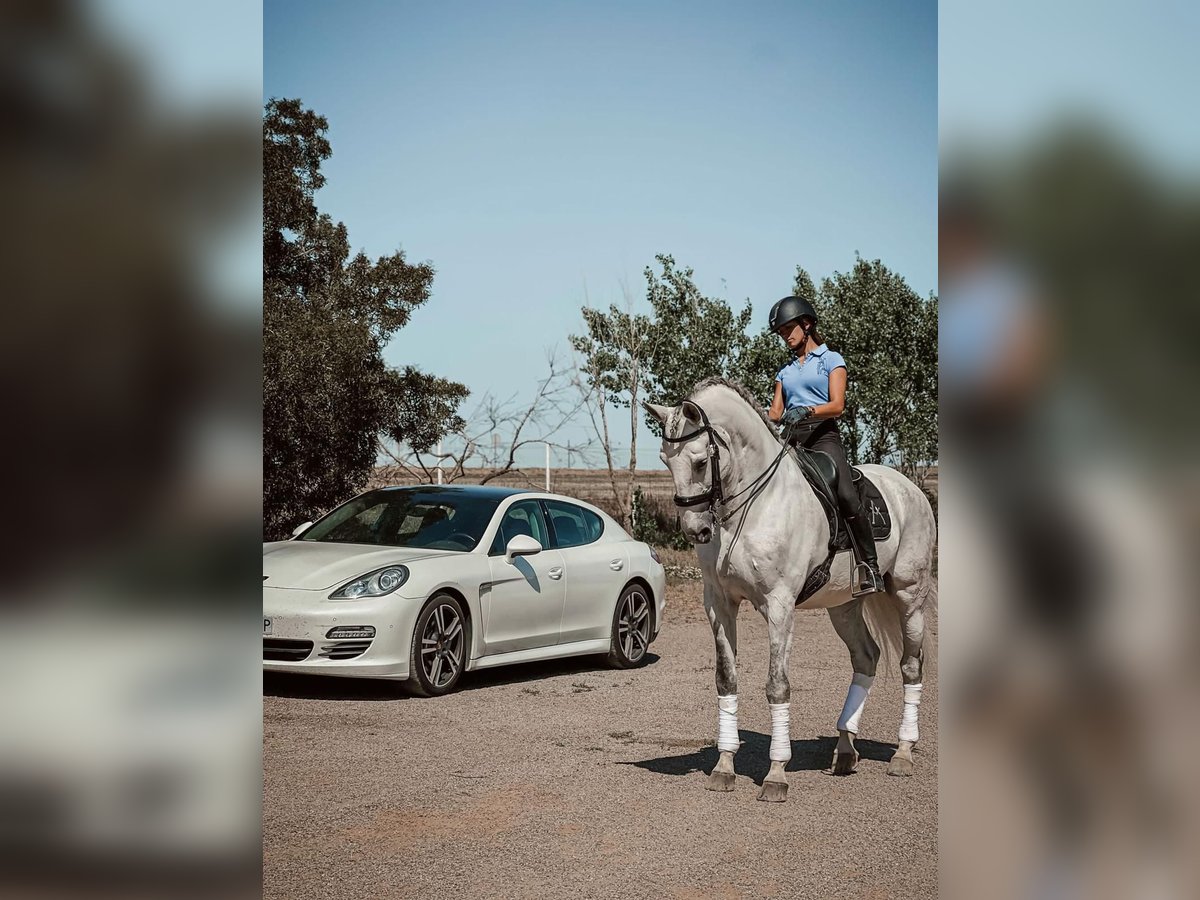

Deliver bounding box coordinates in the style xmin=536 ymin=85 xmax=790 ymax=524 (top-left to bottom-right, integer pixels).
xmin=768 ymin=296 xmax=817 ymax=331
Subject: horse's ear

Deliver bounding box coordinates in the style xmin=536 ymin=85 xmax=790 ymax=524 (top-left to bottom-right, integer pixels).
xmin=680 ymin=400 xmax=702 ymax=423
xmin=642 ymin=401 xmax=672 ymax=424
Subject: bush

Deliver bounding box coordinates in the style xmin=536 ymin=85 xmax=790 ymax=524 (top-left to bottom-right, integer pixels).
xmin=630 ymin=486 xmax=691 ymax=550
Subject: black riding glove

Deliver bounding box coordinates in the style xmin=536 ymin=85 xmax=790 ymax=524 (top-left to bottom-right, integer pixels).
xmin=780 ymin=406 xmax=814 ymax=426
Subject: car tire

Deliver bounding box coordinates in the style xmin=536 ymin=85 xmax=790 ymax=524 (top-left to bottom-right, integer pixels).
xmin=607 ymin=583 xmax=653 ymax=669
xmin=407 ymin=592 xmax=468 ymax=697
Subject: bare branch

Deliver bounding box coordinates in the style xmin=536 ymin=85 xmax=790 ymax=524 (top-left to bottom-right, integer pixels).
xmin=389 ymin=347 xmax=583 ymax=486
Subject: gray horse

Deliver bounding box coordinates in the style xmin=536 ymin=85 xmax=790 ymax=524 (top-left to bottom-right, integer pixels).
xmin=645 ymin=378 xmax=936 ymax=802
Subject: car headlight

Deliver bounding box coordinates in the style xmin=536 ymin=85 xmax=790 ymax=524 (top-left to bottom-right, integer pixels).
xmin=329 ymin=566 xmax=409 ymax=599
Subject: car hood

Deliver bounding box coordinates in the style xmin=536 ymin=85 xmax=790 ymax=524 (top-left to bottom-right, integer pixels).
xmin=262 ymin=541 xmax=455 ymax=590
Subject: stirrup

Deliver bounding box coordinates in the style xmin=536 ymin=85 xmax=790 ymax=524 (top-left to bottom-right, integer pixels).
xmin=852 ymin=562 xmax=883 ymax=598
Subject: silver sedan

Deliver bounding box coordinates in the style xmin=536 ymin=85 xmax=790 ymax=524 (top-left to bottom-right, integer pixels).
xmin=263 ymin=484 xmax=666 ymax=695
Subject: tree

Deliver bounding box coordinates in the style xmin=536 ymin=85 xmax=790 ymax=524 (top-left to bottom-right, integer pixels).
xmin=571 ymin=258 xmax=783 ymax=529
xmin=803 ymin=258 xmax=938 ymax=486
xmin=263 ymin=98 xmax=466 ymax=538
xmin=569 ymin=285 xmax=658 ymax=525
xmin=643 ymin=255 xmax=785 ymax=418
xmin=378 ymin=349 xmax=580 ymax=486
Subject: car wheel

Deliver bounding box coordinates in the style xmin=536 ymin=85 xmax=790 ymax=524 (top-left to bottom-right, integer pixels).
xmin=407 ymin=592 xmax=468 ymax=696
xmin=607 ymin=583 xmax=652 ymax=669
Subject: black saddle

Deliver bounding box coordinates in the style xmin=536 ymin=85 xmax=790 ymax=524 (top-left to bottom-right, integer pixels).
xmin=790 ymin=447 xmax=892 ymax=603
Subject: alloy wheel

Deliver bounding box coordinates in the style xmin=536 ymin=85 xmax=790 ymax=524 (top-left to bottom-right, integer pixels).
xmin=617 ymin=589 xmax=650 ymax=662
xmin=420 ymin=603 xmax=464 ymax=688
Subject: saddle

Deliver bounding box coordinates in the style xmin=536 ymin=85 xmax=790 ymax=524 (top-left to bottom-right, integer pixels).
xmin=790 ymin=446 xmax=892 ymax=604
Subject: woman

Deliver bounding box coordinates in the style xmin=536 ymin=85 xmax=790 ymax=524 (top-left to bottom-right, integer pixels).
xmin=766 ymin=295 xmax=883 ymax=594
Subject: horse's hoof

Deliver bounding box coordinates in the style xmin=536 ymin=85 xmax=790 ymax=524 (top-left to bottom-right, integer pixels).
xmin=830 ymin=751 xmax=859 ymax=776
xmin=757 ymin=780 xmax=788 ymax=802
xmin=887 ymin=754 xmax=914 ymax=777
xmin=706 ymin=770 xmax=736 ymax=792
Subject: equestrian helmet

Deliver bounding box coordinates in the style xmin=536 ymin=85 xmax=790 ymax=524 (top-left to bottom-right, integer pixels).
xmin=768 ymin=295 xmax=817 ymax=332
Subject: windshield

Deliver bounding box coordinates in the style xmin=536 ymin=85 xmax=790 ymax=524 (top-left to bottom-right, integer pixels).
xmin=300 ymin=489 xmax=501 ymax=551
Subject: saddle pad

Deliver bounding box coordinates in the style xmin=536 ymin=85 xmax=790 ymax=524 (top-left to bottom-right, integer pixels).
xmin=795 ymin=466 xmax=893 ymax=605
xmin=846 ymin=468 xmax=892 ymax=545
xmin=791 ymin=447 xmax=892 ymax=548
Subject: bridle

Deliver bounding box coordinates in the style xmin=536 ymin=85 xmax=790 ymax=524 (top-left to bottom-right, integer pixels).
xmin=662 ymin=400 xmax=792 ymax=525
xmin=662 ymin=403 xmax=726 ymax=508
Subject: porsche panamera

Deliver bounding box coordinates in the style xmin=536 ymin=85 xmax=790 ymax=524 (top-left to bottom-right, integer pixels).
xmin=263 ymin=485 xmax=666 ymax=695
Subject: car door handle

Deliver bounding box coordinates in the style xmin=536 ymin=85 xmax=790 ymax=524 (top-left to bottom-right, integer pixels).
xmin=548 ymin=566 xmax=563 ymax=579
xmin=609 ymin=559 xmax=623 ymax=571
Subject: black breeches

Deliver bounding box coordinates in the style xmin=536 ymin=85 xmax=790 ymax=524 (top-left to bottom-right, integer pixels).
xmin=796 ymin=420 xmax=863 ymax=518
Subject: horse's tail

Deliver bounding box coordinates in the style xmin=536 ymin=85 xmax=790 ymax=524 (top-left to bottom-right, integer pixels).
xmin=862 ymin=592 xmax=903 ymax=674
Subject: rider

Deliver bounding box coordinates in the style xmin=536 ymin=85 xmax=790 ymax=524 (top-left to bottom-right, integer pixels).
xmin=766 ymin=296 xmax=883 ymax=594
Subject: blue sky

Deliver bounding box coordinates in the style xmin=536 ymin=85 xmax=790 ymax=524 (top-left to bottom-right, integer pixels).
xmin=940 ymin=0 xmax=1200 ymax=170
xmin=265 ymin=0 xmax=937 ymax=467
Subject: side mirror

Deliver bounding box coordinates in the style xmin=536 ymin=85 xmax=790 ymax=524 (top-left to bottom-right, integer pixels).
xmin=291 ymin=521 xmax=313 ymax=539
xmin=504 ymin=534 xmax=542 ymax=563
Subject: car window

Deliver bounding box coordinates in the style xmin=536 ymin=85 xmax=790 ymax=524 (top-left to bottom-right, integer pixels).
xmin=489 ymin=500 xmax=550 ymax=555
xmin=301 ymin=489 xmax=500 ymax=551
xmin=543 ymin=500 xmax=603 ymax=548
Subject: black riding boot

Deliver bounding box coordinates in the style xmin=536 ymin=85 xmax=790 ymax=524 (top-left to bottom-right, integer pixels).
xmin=846 ymin=514 xmax=884 ymax=595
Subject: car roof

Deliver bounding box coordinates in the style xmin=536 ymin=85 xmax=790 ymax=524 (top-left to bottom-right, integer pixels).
xmin=503 ymin=491 xmax=621 ymax=519
xmin=376 ymin=484 xmax=531 ymax=499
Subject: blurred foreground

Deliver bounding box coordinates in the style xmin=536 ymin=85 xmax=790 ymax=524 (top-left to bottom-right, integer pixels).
xmin=0 ymin=2 xmax=260 ymax=897
xmin=940 ymin=3 xmax=1200 ymax=896
xmin=3 ymin=0 xmax=1200 ymax=897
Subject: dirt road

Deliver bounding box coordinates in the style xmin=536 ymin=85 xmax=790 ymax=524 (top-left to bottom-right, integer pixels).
xmin=263 ymin=579 xmax=938 ymax=899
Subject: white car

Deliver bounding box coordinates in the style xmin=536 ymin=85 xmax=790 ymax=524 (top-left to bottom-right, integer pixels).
xmin=263 ymin=484 xmax=666 ymax=695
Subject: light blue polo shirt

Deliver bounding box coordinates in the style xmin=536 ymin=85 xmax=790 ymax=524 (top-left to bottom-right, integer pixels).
xmin=941 ymin=261 xmax=1031 ymax=395
xmin=776 ymin=344 xmax=846 ymax=408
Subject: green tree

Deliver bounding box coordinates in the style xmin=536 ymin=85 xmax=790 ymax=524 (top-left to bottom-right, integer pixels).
xmin=803 ymin=258 xmax=938 ymax=485
xmin=263 ymin=99 xmax=466 ymax=538
xmin=569 ymin=297 xmax=656 ymax=524
xmin=643 ymin=254 xmax=786 ymax=422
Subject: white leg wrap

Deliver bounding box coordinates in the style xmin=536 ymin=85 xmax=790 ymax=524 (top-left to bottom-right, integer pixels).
xmin=768 ymin=702 xmax=791 ymax=763
xmin=717 ymin=694 xmax=740 ymax=753
xmin=836 ymin=672 xmax=874 ymax=734
xmin=899 ymin=682 xmax=923 ymax=743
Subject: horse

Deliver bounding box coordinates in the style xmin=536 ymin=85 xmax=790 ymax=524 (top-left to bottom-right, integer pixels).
xmin=644 ymin=377 xmax=937 ymax=802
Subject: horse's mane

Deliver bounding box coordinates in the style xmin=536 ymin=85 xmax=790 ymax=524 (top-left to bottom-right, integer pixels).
xmin=668 ymin=375 xmax=780 ymax=442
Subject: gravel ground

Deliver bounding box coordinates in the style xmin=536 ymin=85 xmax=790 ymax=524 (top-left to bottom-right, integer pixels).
xmin=263 ymin=578 xmax=938 ymax=900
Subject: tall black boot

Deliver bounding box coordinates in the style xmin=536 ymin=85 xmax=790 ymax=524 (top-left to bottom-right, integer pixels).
xmin=846 ymin=514 xmax=884 ymax=596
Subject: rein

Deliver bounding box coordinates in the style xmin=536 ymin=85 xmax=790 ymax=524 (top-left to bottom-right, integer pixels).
xmin=664 ymin=400 xmax=791 ymax=526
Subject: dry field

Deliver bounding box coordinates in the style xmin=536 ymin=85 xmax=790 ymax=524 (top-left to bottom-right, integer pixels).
xmin=370 ymin=465 xmax=678 ymax=501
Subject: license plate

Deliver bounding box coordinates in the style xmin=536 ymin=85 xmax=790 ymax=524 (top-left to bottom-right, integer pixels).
xmin=263 ymin=617 xmax=272 ymax=635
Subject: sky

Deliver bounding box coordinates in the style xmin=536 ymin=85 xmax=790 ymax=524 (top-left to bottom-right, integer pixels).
xmin=939 ymin=0 xmax=1200 ymax=169
xmin=264 ymin=0 xmax=937 ymax=469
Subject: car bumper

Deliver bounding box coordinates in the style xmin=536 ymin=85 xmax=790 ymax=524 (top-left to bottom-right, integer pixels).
xmin=262 ymin=587 xmax=422 ymax=680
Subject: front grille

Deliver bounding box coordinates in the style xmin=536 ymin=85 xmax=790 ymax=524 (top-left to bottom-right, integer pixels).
xmin=318 ymin=640 xmax=373 ymax=661
xmin=263 ymin=638 xmax=313 ymax=661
